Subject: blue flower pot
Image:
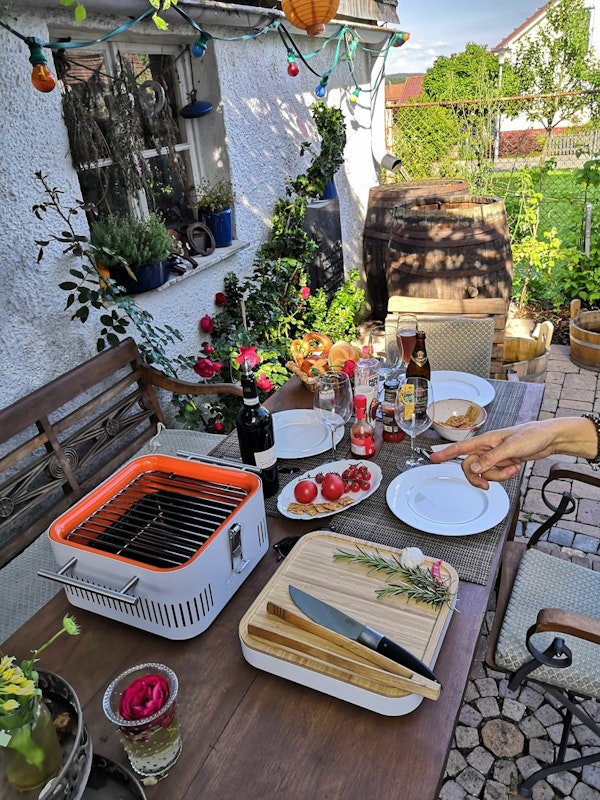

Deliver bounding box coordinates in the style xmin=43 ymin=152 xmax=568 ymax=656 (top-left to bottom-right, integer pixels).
xmin=321 ymin=179 xmax=338 ymax=200
xmin=209 ymin=208 xmax=232 ymax=248
xmin=112 ymin=261 xmax=169 ymax=295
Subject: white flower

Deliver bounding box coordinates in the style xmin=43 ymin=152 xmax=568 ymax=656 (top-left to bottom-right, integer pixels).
xmin=399 ymin=547 xmax=425 ymax=570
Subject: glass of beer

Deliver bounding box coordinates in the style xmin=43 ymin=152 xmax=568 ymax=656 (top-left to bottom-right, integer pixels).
xmin=395 ymin=314 xmax=418 ymax=370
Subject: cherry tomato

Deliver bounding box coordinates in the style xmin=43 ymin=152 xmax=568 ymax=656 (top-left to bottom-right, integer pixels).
xmin=342 ymin=469 xmax=351 ymax=480
xmin=321 ymin=472 xmax=344 ymax=501
xmin=350 ymin=481 xmax=362 ymax=493
xmin=314 ymin=472 xmax=324 ymax=484
xmin=294 ymin=479 xmax=318 ymax=503
xmin=359 ymin=479 xmax=371 ymax=491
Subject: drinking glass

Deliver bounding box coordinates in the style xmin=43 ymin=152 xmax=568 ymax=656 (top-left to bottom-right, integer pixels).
xmin=394 ymin=376 xmax=434 ymax=469
xmin=103 ymin=663 xmax=182 ymax=780
xmin=313 ymin=372 xmax=353 ymax=461
xmin=368 ymin=324 xmax=401 ymax=411
xmin=395 ymin=314 xmax=418 ymax=371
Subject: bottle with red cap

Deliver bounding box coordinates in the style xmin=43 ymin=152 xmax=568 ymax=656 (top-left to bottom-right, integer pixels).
xmin=350 ymin=395 xmax=376 ymax=458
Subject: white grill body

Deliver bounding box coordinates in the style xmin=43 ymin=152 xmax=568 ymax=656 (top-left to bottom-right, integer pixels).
xmin=43 ymin=455 xmax=269 ymax=639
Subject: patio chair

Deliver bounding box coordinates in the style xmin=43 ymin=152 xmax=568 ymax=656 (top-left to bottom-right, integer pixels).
xmin=486 ymin=462 xmax=600 ymax=797
xmin=385 ymin=296 xmax=506 ymax=377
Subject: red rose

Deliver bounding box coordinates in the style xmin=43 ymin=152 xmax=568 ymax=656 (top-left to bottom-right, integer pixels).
xmin=200 ymin=315 xmax=213 ymax=333
xmin=213 ymin=421 xmax=225 ymax=433
xmin=256 ymin=373 xmax=274 ymax=392
xmin=193 ymin=357 xmax=216 ymax=378
xmin=301 ymin=286 xmax=310 ymax=300
xmin=235 ymin=345 xmax=260 ymax=368
xmin=119 ymin=674 xmax=171 ymax=723
xmin=211 ymin=361 xmax=223 ymax=373
xmin=215 ymin=292 xmax=228 ymax=307
xmin=203 ymin=344 xmax=215 ymax=354
xmin=342 ymin=360 xmax=356 ymax=378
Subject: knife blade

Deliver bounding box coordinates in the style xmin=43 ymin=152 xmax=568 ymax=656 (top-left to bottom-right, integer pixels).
xmin=289 ymin=585 xmax=441 ymax=685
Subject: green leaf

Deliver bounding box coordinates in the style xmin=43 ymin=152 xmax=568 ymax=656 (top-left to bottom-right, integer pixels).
xmin=74 ymin=3 xmax=87 ymax=22
xmin=60 ymin=0 xmax=75 ymax=5
xmin=59 ymin=282 xmax=78 ymax=290
xmin=152 ymin=13 xmax=169 ymax=30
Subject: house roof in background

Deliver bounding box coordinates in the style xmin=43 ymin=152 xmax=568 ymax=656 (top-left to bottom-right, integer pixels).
xmin=492 ymin=2 xmax=550 ymax=52
xmin=385 ymin=75 xmax=424 ymax=104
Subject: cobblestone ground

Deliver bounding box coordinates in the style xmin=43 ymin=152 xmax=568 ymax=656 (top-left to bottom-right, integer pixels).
xmin=438 ymin=345 xmax=600 ymax=800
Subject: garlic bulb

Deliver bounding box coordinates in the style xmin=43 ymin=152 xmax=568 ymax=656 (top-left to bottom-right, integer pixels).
xmin=399 ymin=547 xmax=425 ymax=570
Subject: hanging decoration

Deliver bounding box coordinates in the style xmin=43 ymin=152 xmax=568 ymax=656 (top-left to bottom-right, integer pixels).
xmin=0 ymin=5 xmax=409 ymax=102
xmin=281 ymin=0 xmax=339 ymax=37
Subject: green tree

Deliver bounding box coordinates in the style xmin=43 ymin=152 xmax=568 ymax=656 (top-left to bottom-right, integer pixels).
xmin=512 ymin=0 xmax=600 ymax=135
xmin=423 ymin=43 xmax=521 ymax=102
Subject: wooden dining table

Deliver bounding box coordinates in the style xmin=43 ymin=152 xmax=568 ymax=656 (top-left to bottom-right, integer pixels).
xmin=3 ymin=376 xmax=544 ymax=800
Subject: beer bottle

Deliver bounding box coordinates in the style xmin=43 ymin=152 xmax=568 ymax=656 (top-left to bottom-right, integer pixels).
xmin=406 ymin=330 xmax=431 ymax=380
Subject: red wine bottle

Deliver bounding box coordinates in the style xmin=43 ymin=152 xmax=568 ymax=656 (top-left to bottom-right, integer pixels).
xmin=236 ymin=359 xmax=279 ymax=498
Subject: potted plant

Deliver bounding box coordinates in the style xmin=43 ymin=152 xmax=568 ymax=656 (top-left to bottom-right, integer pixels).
xmin=196 ymin=178 xmax=235 ymax=248
xmin=90 ymin=212 xmax=173 ymax=294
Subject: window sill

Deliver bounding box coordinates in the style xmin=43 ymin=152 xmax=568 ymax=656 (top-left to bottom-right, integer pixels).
xmin=155 ymin=240 xmax=250 ymax=293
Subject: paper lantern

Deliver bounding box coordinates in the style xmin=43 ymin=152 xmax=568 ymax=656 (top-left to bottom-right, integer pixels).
xmin=281 ymin=0 xmax=340 ymax=36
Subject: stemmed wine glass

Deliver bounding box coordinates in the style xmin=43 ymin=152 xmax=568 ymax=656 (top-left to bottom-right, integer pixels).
xmin=368 ymin=324 xmax=402 ymax=408
xmin=394 ymin=376 xmax=435 ymax=470
xmin=395 ymin=314 xmax=418 ymax=373
xmin=313 ymin=372 xmax=354 ymax=462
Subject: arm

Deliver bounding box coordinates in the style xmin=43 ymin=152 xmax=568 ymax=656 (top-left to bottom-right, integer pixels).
xmin=430 ymin=417 xmax=599 ymax=489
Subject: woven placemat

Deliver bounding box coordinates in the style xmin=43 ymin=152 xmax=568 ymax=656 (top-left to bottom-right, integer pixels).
xmin=210 ymin=380 xmax=526 ymax=586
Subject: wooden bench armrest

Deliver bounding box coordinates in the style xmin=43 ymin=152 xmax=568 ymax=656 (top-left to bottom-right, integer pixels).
xmin=547 ymin=461 xmax=600 ymax=487
xmin=535 ymin=607 xmax=600 ymax=644
xmin=140 ymin=363 xmax=243 ymax=397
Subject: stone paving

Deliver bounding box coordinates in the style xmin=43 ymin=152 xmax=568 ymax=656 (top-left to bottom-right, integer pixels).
xmin=438 ymin=345 xmax=600 ymax=800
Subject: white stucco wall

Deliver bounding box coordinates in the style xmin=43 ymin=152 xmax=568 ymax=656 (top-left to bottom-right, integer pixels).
xmin=0 ymin=3 xmax=381 ymax=413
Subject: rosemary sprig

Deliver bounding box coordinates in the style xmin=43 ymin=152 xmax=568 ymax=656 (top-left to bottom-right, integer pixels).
xmin=333 ymin=547 xmax=456 ymax=610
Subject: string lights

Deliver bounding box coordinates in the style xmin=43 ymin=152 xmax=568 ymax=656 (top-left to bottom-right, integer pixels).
xmin=0 ymin=7 xmax=408 ymax=100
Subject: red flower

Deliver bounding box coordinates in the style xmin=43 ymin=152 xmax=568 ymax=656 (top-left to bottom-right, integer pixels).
xmin=119 ymin=674 xmax=170 ymax=723
xmin=342 ymin=360 xmax=356 ymax=378
xmin=236 ymin=345 xmax=260 ymax=368
xmin=203 ymin=344 xmax=215 ymax=354
xmin=211 ymin=361 xmax=223 ymax=373
xmin=301 ymin=286 xmax=310 ymax=300
xmin=256 ymin=373 xmax=275 ymax=393
xmin=200 ymin=315 xmax=213 ymax=333
xmin=215 ymin=292 xmax=228 ymax=307
xmin=213 ymin=421 xmax=225 ymax=433
xmin=193 ymin=357 xmax=216 ymax=378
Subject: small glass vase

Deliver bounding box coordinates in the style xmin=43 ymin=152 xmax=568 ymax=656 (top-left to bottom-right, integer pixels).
xmin=103 ymin=663 xmax=182 ymax=780
xmin=0 ymin=695 xmax=62 ymax=791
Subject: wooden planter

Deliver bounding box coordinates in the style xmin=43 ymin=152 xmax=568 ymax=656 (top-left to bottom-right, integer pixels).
xmin=570 ymin=299 xmax=600 ymax=372
xmin=502 ymin=321 xmax=553 ymax=383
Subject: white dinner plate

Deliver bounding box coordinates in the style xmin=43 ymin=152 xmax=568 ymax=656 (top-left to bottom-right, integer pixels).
xmin=278 ymin=459 xmax=382 ymax=521
xmin=386 ymin=463 xmax=510 ymax=536
xmin=431 ymin=371 xmax=495 ymax=407
xmin=273 ymin=410 xmax=344 ymax=459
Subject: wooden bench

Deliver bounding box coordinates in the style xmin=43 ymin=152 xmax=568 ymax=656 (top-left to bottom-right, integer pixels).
xmin=0 ymin=337 xmax=242 ymax=569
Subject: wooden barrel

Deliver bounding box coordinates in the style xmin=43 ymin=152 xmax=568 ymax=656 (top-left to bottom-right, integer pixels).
xmin=363 ymin=179 xmax=469 ymax=320
xmin=570 ymin=299 xmax=600 ymax=371
xmin=386 ymin=195 xmax=513 ymax=306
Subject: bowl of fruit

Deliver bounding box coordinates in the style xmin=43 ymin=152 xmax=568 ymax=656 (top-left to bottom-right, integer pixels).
xmin=277 ymin=460 xmax=382 ymax=520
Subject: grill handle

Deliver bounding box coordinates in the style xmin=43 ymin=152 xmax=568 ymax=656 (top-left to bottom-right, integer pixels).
xmin=38 ymin=557 xmax=140 ymax=605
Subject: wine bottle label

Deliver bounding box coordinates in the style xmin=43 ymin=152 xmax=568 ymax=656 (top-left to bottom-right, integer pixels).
xmin=253 ymin=445 xmax=277 ymax=469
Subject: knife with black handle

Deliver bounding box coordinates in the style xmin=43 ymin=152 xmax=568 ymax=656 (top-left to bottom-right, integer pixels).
xmin=289 ymin=584 xmax=441 ymax=685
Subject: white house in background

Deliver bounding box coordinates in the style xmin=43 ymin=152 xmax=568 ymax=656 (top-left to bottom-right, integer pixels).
xmin=0 ymin=0 xmax=405 ymax=415
xmin=491 ymin=0 xmax=600 ymax=156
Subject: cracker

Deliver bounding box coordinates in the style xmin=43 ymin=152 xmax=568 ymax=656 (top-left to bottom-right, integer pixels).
xmin=287 ymin=496 xmax=355 ymax=515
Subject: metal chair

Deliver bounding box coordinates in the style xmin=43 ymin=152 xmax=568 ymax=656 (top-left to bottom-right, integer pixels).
xmin=385 ymin=296 xmax=505 ymax=378
xmin=486 ymin=462 xmax=600 ymax=797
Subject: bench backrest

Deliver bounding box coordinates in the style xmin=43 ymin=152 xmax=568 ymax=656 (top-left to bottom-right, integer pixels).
xmin=0 ymin=339 xmax=164 ymax=567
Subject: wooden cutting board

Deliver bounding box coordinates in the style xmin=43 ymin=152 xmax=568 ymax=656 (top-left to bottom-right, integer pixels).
xmin=240 ymin=531 xmax=458 ymax=702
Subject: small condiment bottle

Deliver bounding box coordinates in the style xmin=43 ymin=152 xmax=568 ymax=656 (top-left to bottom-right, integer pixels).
xmin=350 ymin=395 xmax=376 ymax=458
xmin=381 ymin=378 xmax=406 ymax=443
xmin=406 ymin=330 xmax=431 ymax=380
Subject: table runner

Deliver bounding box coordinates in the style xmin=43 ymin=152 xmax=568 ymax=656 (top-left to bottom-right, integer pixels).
xmin=208 ymin=380 xmax=526 ymax=585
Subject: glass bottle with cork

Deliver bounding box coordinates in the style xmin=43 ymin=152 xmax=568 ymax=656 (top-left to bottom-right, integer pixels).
xmin=236 ymin=358 xmax=279 ymax=497
xmin=350 ymin=394 xmax=376 ymax=458
xmin=406 ymin=329 xmax=431 ymax=380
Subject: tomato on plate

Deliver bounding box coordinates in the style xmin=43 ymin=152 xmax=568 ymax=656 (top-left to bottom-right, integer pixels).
xmin=293 ymin=479 xmax=318 ymax=503
xmin=321 ymin=473 xmax=344 ymax=501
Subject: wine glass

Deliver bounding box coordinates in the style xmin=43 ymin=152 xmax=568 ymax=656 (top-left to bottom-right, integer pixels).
xmin=395 ymin=314 xmax=418 ymax=372
xmin=313 ymin=372 xmax=354 ymax=462
xmin=394 ymin=376 xmax=435 ymax=470
xmin=368 ymin=324 xmax=402 ymax=407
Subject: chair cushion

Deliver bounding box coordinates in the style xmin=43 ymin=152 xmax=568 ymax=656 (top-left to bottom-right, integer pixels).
xmin=495 ymin=548 xmax=600 ymax=697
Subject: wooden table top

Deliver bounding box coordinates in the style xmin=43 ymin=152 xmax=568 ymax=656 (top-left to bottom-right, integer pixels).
xmin=3 ymin=377 xmax=544 ymax=800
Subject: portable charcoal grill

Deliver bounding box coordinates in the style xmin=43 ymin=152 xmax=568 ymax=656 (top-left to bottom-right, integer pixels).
xmin=41 ymin=454 xmax=269 ymax=639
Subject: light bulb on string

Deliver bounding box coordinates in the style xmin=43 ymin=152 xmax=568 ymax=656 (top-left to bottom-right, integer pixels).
xmin=287 ymin=51 xmax=299 ymax=77
xmin=27 ymin=40 xmax=56 ymax=93
xmin=350 ymin=86 xmax=360 ymax=103
xmin=314 ymin=77 xmax=328 ymax=98
xmin=191 ymin=33 xmax=210 ymax=58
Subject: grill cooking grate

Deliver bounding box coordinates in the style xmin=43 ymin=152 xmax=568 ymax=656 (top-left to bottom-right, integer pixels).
xmin=65 ymin=470 xmax=248 ymax=568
